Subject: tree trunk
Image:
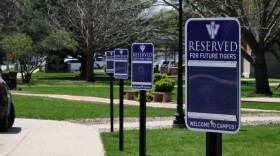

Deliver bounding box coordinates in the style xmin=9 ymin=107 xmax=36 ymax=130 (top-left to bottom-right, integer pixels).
xmin=86 ymin=53 xmax=94 ymax=82
xmin=80 ymin=54 xmax=87 ymax=79
xmin=253 ymin=52 xmax=272 ymax=95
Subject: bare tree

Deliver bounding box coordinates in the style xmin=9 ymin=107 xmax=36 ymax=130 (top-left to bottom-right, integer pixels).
xmin=47 ymin=0 xmax=153 ymax=81
xmin=186 ymin=0 xmax=280 ymax=95
xmin=149 ymin=3 xmax=194 ymax=61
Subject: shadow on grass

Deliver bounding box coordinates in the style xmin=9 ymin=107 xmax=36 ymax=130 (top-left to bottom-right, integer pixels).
xmin=29 ymin=73 xmax=132 ymax=85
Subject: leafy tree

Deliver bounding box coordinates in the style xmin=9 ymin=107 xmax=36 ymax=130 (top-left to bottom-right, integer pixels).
xmin=188 ymin=0 xmax=280 ymax=95
xmin=0 ymin=33 xmax=44 ymax=83
xmin=38 ymin=29 xmax=78 ymax=56
xmin=0 ymin=0 xmax=19 ymax=65
xmin=16 ymin=0 xmax=50 ymax=41
xmin=0 ymin=0 xmax=18 ymax=34
xmin=13 ymin=0 xmax=78 ymax=81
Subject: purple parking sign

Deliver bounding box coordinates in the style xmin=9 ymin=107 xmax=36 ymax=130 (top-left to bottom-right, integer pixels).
xmin=106 ymin=51 xmax=114 ymax=74
xmin=114 ymin=49 xmax=128 ymax=79
xmin=185 ymin=18 xmax=241 ymax=134
xmin=131 ymin=43 xmax=154 ymax=90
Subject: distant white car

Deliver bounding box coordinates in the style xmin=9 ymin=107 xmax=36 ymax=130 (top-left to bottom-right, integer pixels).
xmin=64 ymin=58 xmax=100 ymax=71
xmin=157 ymin=60 xmax=177 ymax=72
xmin=64 ymin=59 xmax=81 ymax=71
xmin=94 ymin=56 xmax=105 ymax=69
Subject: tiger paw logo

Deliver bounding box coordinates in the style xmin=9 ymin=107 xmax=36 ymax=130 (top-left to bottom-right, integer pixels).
xmin=206 ymin=21 xmax=220 ymax=39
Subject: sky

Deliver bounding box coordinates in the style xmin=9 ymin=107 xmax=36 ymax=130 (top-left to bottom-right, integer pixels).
xmin=141 ymin=0 xmax=173 ymax=17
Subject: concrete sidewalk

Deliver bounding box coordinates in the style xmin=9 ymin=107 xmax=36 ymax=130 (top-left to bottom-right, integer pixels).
xmin=241 ymin=97 xmax=280 ymax=103
xmin=12 ymin=92 xmax=180 ymax=108
xmin=0 ymin=119 xmax=104 ymax=156
xmin=1 ymin=93 xmax=278 ymax=156
xmin=1 ymin=115 xmax=279 ymax=156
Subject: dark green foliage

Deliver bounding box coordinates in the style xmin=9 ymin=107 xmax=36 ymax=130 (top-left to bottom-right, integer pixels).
xmin=153 ymin=73 xmax=167 ymax=83
xmin=0 ymin=0 xmax=18 ymax=33
xmin=154 ymin=78 xmax=175 ymax=92
xmin=153 ymin=73 xmax=175 ymax=93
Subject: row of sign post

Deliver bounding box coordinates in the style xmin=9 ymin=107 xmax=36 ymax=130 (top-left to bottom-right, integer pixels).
xmin=105 ymin=43 xmax=154 ymax=155
xmin=105 ymin=18 xmax=240 ymax=156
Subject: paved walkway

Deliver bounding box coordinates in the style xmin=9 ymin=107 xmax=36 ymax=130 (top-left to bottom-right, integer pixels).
xmin=1 ymin=115 xmax=279 ymax=156
xmin=11 ymin=92 xmax=180 ymax=108
xmin=1 ymin=92 xmax=279 ymax=156
xmin=0 ymin=119 xmax=104 ymax=156
xmin=241 ymin=97 xmax=280 ymax=103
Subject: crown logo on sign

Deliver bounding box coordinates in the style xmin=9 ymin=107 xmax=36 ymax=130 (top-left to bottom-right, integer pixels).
xmin=120 ymin=50 xmax=123 ymax=55
xmin=140 ymin=45 xmax=145 ymax=52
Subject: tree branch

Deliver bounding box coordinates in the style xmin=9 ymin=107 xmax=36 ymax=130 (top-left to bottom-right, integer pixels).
xmin=162 ymin=0 xmax=179 ymax=12
xmin=241 ymin=47 xmax=254 ymax=64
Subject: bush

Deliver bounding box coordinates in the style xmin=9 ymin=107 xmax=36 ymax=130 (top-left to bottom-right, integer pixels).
xmin=135 ymin=91 xmax=153 ymax=102
xmin=154 ymin=78 xmax=175 ymax=92
xmin=154 ymin=73 xmax=167 ymax=83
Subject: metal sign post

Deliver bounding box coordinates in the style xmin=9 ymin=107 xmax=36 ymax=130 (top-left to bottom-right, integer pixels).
xmin=206 ymin=132 xmax=222 ymax=156
xmin=114 ymin=49 xmax=128 ymax=151
xmin=119 ymin=79 xmax=124 ymax=151
xmin=110 ymin=74 xmax=114 ymax=132
xmin=139 ymin=90 xmax=146 ymax=156
xmin=185 ymin=18 xmax=241 ymax=155
xmin=106 ymin=51 xmax=115 ymax=132
xmin=131 ymin=43 xmax=154 ymax=156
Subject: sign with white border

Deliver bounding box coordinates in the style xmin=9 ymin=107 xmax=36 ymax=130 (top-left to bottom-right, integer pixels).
xmin=106 ymin=51 xmax=114 ymax=74
xmin=131 ymin=43 xmax=154 ymax=90
xmin=114 ymin=49 xmax=128 ymax=79
xmin=185 ymin=18 xmax=241 ymax=134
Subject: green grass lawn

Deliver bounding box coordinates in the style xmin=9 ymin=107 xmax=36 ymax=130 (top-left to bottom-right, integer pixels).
xmin=12 ymin=94 xmax=279 ymax=121
xmin=14 ymin=71 xmax=280 ymax=112
xmin=101 ymin=124 xmax=280 ymax=156
xmin=241 ymin=85 xmax=280 ymax=98
xmin=21 ymin=71 xmax=132 ymax=86
xmin=241 ymin=78 xmax=280 ymax=84
xmin=18 ymin=72 xmax=280 ymax=99
xmin=16 ymin=85 xmax=128 ymax=99
xmin=13 ymin=95 xmax=176 ymax=120
xmin=242 ymin=102 xmax=280 ymax=111
xmin=12 ymin=72 xmax=280 ymax=156
xmin=17 ymin=84 xmax=280 ymax=101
